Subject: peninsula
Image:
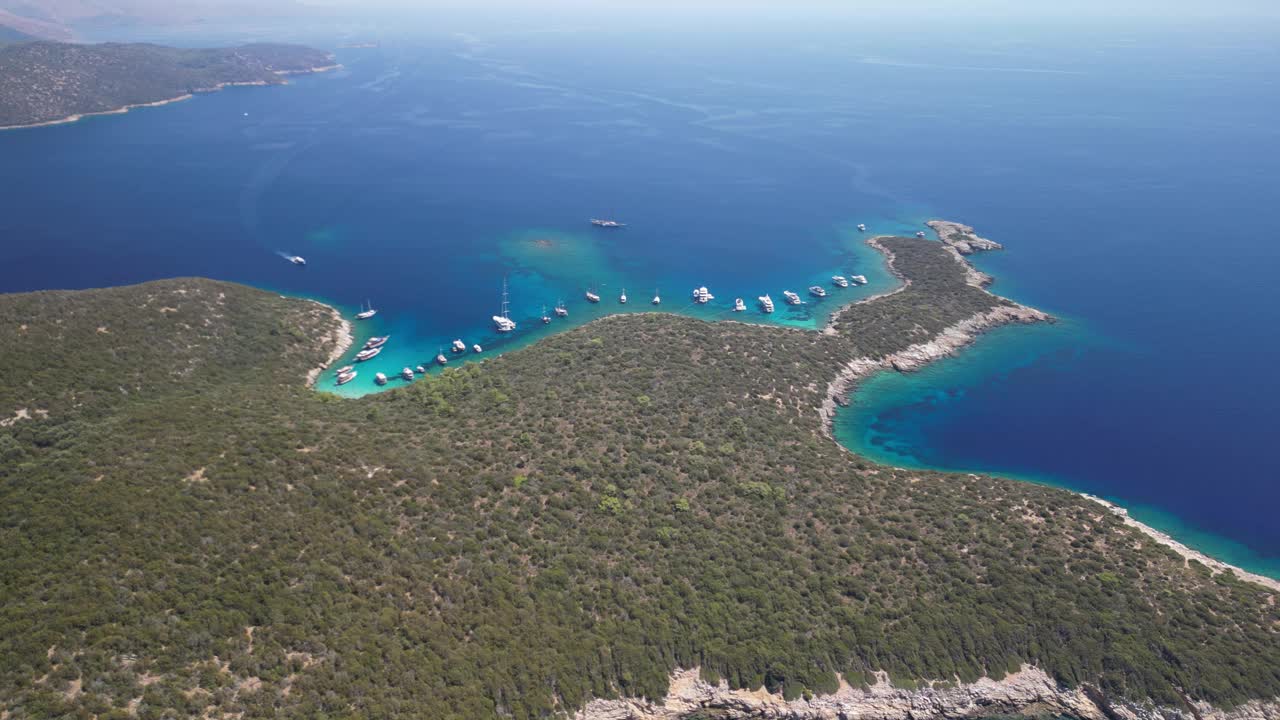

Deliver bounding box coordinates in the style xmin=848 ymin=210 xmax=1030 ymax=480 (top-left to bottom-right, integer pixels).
xmin=0 ymin=41 xmax=338 ymax=129
xmin=0 ymin=230 xmax=1276 ymax=719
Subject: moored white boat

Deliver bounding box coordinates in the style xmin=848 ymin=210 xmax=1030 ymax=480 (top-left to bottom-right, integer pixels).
xmin=336 ymin=370 xmax=357 ymax=385
xmin=401 ymin=367 xmax=415 ymax=381
xmin=733 ymin=298 xmax=745 ymax=312
xmin=832 ymin=276 xmax=849 ymax=288
xmin=783 ymin=291 xmax=802 ymax=305
xmin=374 ymin=372 xmax=387 ymax=386
xmin=809 ymin=285 xmax=827 ymax=298
xmin=493 ymin=276 xmax=517 ymax=332
xmin=355 ymin=347 xmax=382 ymax=362
xmin=452 ymin=339 xmax=466 ymax=353
xmin=759 ymin=295 xmax=774 ymax=313
xmin=692 ymin=286 xmax=714 ymax=304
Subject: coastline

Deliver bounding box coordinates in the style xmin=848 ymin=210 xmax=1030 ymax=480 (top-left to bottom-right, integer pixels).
xmin=1084 ymin=494 xmax=1280 ymax=592
xmin=817 ymin=227 xmax=1280 ymax=593
xmin=0 ymin=64 xmax=342 ymax=132
xmin=305 ymin=300 xmax=354 ymax=388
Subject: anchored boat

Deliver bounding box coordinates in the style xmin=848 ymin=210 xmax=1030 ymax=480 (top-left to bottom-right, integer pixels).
xmin=692 ymin=286 xmax=714 ymax=304
xmin=783 ymin=291 xmax=802 ymax=305
xmin=493 ymin=277 xmax=516 ymax=333
xmin=759 ymin=295 xmax=775 ymax=313
xmin=832 ymin=276 xmax=849 ymax=288
xmin=809 ymin=285 xmax=827 ymax=298
xmin=733 ymin=298 xmax=745 ymax=312
xmin=355 ymin=300 xmax=377 ymax=320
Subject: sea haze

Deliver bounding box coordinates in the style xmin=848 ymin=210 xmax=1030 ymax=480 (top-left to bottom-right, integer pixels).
xmin=1 ymin=16 xmax=1277 ymax=576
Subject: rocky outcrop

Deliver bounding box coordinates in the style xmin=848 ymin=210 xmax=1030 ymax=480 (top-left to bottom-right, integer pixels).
xmin=819 ymin=301 xmax=1046 ymax=433
xmin=576 ymin=667 xmax=1280 ymax=720
xmin=927 ymin=220 xmax=1004 ymax=256
xmin=305 ymin=301 xmax=353 ymax=388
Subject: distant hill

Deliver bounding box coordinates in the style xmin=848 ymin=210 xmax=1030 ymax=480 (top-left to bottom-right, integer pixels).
xmin=0 ymin=40 xmax=335 ymax=128
xmin=0 ymin=8 xmax=71 ymax=41
xmin=0 ymin=0 xmax=304 ymax=36
xmin=0 ymin=22 xmax=33 ymax=44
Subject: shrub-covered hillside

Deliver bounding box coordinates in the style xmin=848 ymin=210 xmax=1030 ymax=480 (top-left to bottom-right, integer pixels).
xmin=1 ymin=239 xmax=1276 ymax=719
xmin=0 ymin=41 xmax=334 ymax=127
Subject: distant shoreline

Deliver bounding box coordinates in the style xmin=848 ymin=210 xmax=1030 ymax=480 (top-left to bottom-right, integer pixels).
xmin=0 ymin=63 xmax=342 ymax=132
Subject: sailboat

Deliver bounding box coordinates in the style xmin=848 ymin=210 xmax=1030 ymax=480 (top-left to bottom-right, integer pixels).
xmin=619 ymin=288 xmax=627 ymax=304
xmin=493 ymin=276 xmax=516 ymax=333
xmin=355 ymin=299 xmax=377 ymax=320
xmin=542 ymin=305 xmax=551 ymax=324
xmin=652 ymin=288 xmax=661 ymax=305
xmin=555 ymin=299 xmax=568 ymax=317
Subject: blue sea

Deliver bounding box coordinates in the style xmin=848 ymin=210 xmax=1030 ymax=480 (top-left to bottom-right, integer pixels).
xmin=2 ymin=11 xmax=1278 ymax=577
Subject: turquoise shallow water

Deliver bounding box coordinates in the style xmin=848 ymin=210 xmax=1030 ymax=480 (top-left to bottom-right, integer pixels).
xmin=3 ymin=15 xmax=1279 ymax=577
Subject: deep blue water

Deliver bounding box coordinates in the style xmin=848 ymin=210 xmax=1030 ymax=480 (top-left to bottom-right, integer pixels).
xmin=2 ymin=14 xmax=1278 ymax=576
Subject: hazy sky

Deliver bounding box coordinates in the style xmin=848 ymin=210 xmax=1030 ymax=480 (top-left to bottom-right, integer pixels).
xmin=300 ymin=0 xmax=1280 ymax=22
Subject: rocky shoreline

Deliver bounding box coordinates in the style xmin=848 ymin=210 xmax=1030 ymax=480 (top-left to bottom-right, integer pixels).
xmin=818 ymin=228 xmax=1048 ymax=436
xmin=305 ymin=301 xmax=353 ymax=388
xmin=576 ymin=666 xmax=1279 ymax=720
xmin=1084 ymin=495 xmax=1280 ymax=593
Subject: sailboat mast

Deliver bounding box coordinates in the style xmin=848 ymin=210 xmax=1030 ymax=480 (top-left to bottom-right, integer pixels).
xmin=501 ymin=276 xmax=510 ymax=320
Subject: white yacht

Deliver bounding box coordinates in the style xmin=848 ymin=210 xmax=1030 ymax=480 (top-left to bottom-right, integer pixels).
xmin=619 ymin=288 xmax=627 ymax=304
xmin=452 ymin=339 xmax=467 ymax=353
xmin=415 ymin=365 xmax=427 ymax=374
xmin=493 ymin=276 xmax=517 ymax=333
xmin=555 ymin=300 xmax=568 ymax=317
xmin=336 ymin=370 xmax=357 ymax=386
xmin=374 ymin=372 xmax=387 ymax=386
xmin=289 ymin=255 xmax=306 ymax=266
xmin=759 ymin=295 xmax=774 ymax=313
xmin=401 ymin=367 xmax=415 ymax=381
xmin=783 ymin=290 xmax=802 ymax=305
xmin=585 ymin=288 xmax=600 ymax=303
xmin=733 ymin=298 xmax=745 ymax=312
xmin=591 ymin=219 xmax=626 ymax=228
xmin=354 ymin=347 xmax=382 ymax=362
xmin=335 ymin=365 xmax=354 ymax=376
xmin=355 ymin=300 xmax=377 ymax=320
xmin=363 ymin=336 xmax=389 ymax=350
xmin=832 ymin=276 xmax=849 ymax=288
xmin=692 ymin=286 xmax=714 ymax=304
xmin=473 ymin=344 xmax=483 ymax=353
xmin=652 ymin=289 xmax=661 ymax=305
xmin=857 ymin=224 xmax=867 ymax=232
xmin=436 ymin=350 xmax=448 ymax=366
xmin=809 ymin=285 xmax=827 ymax=298
xmin=850 ymin=274 xmax=868 ymax=285
xmin=916 ymin=230 xmax=927 ymax=238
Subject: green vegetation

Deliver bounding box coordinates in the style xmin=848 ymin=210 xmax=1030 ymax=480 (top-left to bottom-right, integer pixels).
xmin=0 ymin=41 xmax=334 ymax=127
xmin=1 ymin=240 xmax=1277 ymax=719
